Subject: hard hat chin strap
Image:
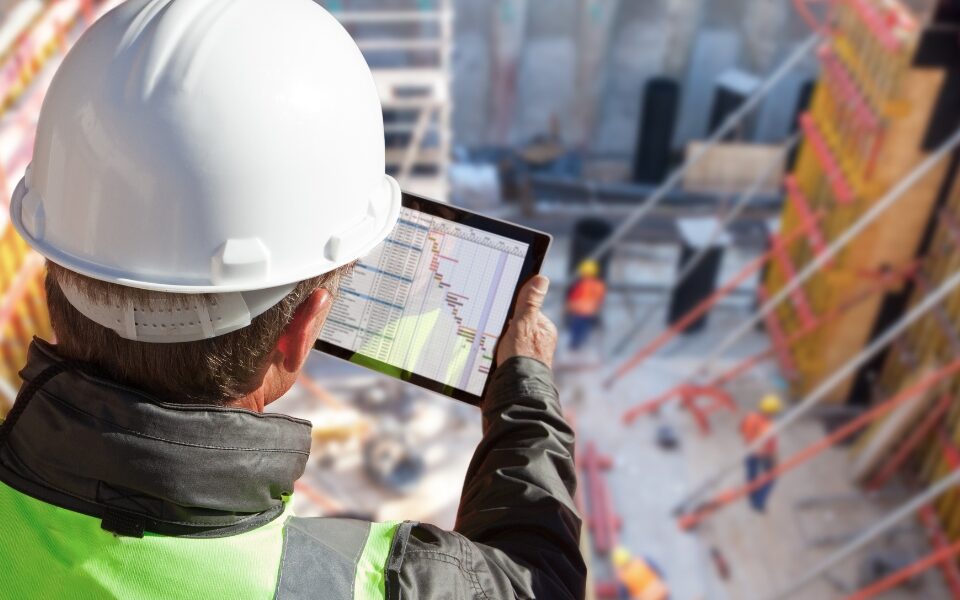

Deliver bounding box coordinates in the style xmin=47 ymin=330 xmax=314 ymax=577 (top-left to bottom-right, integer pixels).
xmin=58 ymin=280 xmax=296 ymax=344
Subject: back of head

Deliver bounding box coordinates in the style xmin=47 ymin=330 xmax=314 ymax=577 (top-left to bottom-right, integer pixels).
xmin=44 ymin=262 xmax=346 ymax=404
xmin=13 ymin=0 xmax=402 ymax=401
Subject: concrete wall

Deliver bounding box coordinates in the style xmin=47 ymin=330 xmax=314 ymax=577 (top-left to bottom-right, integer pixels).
xmin=320 ymin=0 xmax=818 ymax=157
xmin=452 ymin=0 xmax=817 ymax=155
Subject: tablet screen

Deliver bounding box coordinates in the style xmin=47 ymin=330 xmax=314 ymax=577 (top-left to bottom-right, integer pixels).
xmin=318 ymin=204 xmax=531 ymax=398
xmin=315 ymin=193 xmax=550 ymax=404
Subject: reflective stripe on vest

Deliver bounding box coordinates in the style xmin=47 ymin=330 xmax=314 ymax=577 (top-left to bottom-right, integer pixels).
xmin=0 ymin=481 xmax=400 ymax=599
xmin=276 ymin=516 xmax=401 ymax=599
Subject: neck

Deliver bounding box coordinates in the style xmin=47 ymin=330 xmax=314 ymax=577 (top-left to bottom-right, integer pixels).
xmin=228 ymin=363 xmax=290 ymax=413
xmin=230 ymin=389 xmax=269 ymax=412
xmin=3 ymin=340 xmax=313 ymax=535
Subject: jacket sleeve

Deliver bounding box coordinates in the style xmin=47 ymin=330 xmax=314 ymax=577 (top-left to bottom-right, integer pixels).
xmin=392 ymin=356 xmax=586 ymax=599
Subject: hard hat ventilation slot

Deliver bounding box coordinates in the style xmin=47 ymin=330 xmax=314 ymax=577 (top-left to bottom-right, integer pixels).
xmin=56 ymin=279 xmax=294 ymax=343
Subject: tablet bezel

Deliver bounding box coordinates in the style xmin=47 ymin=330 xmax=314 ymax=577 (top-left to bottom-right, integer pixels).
xmin=313 ymin=191 xmax=552 ymax=406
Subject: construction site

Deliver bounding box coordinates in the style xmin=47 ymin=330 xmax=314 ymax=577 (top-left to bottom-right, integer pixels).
xmin=0 ymin=0 xmax=958 ymax=598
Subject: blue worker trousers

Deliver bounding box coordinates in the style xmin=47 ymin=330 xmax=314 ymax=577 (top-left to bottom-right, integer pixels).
xmin=568 ymin=315 xmax=596 ymax=350
xmin=745 ymin=454 xmax=776 ymax=512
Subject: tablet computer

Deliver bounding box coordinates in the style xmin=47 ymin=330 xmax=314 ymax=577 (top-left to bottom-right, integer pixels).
xmin=314 ymin=192 xmax=552 ymax=405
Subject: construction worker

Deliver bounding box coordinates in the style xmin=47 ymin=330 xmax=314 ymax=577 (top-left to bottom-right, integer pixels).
xmin=0 ymin=2 xmax=585 ymax=598
xmin=739 ymin=393 xmax=784 ymax=512
xmin=612 ymin=546 xmax=670 ymax=600
xmin=566 ymin=259 xmax=607 ymax=350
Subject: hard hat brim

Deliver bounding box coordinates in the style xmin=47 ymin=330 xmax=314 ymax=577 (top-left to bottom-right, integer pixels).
xmin=11 ymin=174 xmax=403 ymax=294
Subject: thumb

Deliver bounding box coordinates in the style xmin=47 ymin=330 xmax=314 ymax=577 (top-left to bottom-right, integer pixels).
xmin=515 ymin=275 xmax=549 ymax=317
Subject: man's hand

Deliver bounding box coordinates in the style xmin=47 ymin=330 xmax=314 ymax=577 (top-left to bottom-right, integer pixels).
xmin=497 ymin=275 xmax=558 ymax=368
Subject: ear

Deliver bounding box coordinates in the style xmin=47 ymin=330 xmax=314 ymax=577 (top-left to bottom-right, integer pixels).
xmin=275 ymin=288 xmax=333 ymax=374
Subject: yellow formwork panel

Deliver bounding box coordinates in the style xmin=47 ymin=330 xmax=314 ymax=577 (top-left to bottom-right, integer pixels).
xmin=832 ymin=0 xmax=915 ymax=118
xmin=0 ymin=1 xmax=91 ymax=119
xmin=0 ymin=223 xmax=51 ymax=415
xmin=763 ymin=0 xmax=951 ymax=403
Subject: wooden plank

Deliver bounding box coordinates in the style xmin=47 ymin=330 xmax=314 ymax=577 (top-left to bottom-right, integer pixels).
xmin=681 ymin=142 xmax=787 ymax=196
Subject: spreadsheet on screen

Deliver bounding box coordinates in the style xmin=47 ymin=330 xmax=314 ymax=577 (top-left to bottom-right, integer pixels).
xmin=319 ymin=207 xmax=529 ymax=396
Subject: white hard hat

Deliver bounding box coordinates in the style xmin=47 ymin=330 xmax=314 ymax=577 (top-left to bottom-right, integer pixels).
xmin=11 ymin=0 xmax=401 ymax=342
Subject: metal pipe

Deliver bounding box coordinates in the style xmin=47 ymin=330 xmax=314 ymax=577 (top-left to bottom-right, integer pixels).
xmin=918 ymin=506 xmax=960 ymax=599
xmin=673 ymin=260 xmax=960 ymax=515
xmin=667 ymin=127 xmax=960 ymax=511
xmin=844 ymin=542 xmax=960 ymax=599
xmin=610 ymin=133 xmax=800 ymax=356
xmin=766 ymin=468 xmax=960 ymax=600
xmin=676 ymin=357 xmax=960 ymax=529
xmin=867 ymin=393 xmax=954 ymax=490
xmin=621 ymin=265 xmax=915 ymax=424
xmin=529 ymin=177 xmax=784 ymax=210
xmin=578 ymin=33 xmax=821 ymax=272
xmin=607 ymin=210 xmax=818 ymax=387
xmin=698 ymin=126 xmax=960 ymax=380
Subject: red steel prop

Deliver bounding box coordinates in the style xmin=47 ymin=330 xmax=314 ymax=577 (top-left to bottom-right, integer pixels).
xmin=594 ymin=581 xmax=621 ymax=599
xmin=938 ymin=426 xmax=960 ymax=470
xmin=793 ymin=0 xmax=834 ymax=35
xmin=758 ymin=285 xmax=798 ymax=376
xmin=842 ymin=538 xmax=960 ymax=600
xmin=677 ymin=358 xmax=960 ymax=530
xmin=785 ymin=175 xmax=830 ymax=263
xmin=605 ymin=215 xmax=823 ymax=389
xmin=918 ymin=505 xmax=960 ymax=600
xmin=801 ymin=114 xmax=857 ymax=204
xmin=678 ymin=385 xmax=736 ymax=436
xmin=622 ymin=264 xmax=916 ymax=426
xmin=770 ymin=232 xmax=818 ymax=329
xmin=580 ymin=441 xmax=621 ymax=555
xmin=868 ymin=393 xmax=955 ymax=490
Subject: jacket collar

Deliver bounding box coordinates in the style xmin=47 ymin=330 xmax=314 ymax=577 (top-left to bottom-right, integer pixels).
xmin=0 ymin=339 xmax=312 ymax=537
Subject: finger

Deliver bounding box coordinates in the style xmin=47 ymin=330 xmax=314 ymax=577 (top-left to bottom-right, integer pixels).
xmin=539 ymin=313 xmax=558 ymax=336
xmin=515 ymin=275 xmax=549 ymax=315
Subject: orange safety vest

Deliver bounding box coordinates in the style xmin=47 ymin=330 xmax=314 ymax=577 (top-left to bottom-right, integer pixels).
xmin=617 ymin=559 xmax=668 ymax=600
xmin=567 ymin=277 xmax=606 ymax=317
xmin=740 ymin=412 xmax=777 ymax=456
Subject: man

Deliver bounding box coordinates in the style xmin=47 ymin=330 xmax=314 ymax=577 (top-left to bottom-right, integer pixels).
xmin=566 ymin=259 xmax=606 ymax=350
xmin=0 ymin=1 xmax=585 ymax=598
xmin=611 ymin=546 xmax=669 ymax=600
xmin=739 ymin=393 xmax=783 ymax=513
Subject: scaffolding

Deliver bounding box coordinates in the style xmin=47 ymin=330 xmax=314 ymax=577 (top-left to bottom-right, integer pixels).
xmin=322 ymin=0 xmax=454 ymax=202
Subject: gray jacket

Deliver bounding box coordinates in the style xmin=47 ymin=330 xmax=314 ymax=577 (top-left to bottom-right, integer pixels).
xmin=0 ymin=341 xmax=586 ymax=598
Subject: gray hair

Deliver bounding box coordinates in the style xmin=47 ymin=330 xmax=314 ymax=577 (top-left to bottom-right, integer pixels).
xmin=44 ymin=261 xmax=350 ymax=404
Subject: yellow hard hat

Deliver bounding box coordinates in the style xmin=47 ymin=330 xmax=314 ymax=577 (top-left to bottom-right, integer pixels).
xmin=760 ymin=393 xmax=783 ymax=415
xmin=611 ymin=546 xmax=631 ymax=568
xmin=578 ymin=260 xmax=600 ymax=278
